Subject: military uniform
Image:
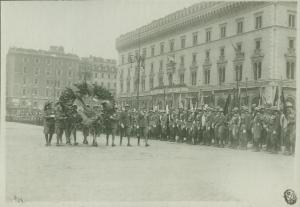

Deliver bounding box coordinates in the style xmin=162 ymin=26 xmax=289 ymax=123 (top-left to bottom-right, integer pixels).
xmin=43 ymin=105 xmax=55 ymax=146
xmin=55 ymin=104 xmax=66 ymax=146
xmin=119 ymin=106 xmax=132 ymax=146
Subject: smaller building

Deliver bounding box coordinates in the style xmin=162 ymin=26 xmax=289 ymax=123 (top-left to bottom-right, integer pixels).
xmin=79 ymin=56 xmax=117 ymax=96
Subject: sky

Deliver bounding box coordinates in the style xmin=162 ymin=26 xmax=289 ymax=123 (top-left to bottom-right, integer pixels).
xmin=1 ymin=0 xmax=203 ymax=61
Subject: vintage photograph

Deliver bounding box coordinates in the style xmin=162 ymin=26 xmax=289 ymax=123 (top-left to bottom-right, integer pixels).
xmin=1 ymin=0 xmax=299 ymax=206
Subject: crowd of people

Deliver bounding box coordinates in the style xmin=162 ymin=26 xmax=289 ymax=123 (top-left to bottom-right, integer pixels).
xmin=43 ymin=101 xmax=296 ymax=155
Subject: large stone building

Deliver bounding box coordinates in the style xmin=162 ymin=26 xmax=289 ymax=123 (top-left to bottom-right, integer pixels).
xmin=115 ymin=1 xmax=296 ymax=110
xmin=6 ymin=46 xmax=117 ymax=116
xmin=79 ymin=56 xmax=117 ymax=96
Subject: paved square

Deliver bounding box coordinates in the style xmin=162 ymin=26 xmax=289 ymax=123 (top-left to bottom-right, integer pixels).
xmin=5 ymin=122 xmax=296 ymax=206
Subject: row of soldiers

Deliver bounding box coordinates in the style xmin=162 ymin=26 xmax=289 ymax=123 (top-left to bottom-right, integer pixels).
xmin=43 ymin=101 xmax=296 ymax=155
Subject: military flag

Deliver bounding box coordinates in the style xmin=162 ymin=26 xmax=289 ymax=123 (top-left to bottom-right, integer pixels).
xmin=280 ymin=87 xmax=287 ymax=116
xmin=273 ymin=86 xmax=279 ymax=106
xmin=223 ymin=93 xmax=231 ymax=115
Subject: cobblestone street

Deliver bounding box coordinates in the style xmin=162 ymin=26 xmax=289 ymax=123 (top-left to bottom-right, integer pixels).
xmin=5 ymin=122 xmax=297 ymax=206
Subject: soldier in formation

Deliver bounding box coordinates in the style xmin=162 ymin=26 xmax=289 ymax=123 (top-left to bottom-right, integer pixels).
xmin=42 ymin=100 xmax=295 ymax=155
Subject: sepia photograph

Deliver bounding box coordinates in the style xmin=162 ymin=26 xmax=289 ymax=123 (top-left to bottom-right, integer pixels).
xmin=1 ymin=0 xmax=299 ymax=207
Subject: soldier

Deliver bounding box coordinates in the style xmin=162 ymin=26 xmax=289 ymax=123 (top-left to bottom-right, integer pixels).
xmin=230 ymin=107 xmax=240 ymax=148
xmin=119 ymin=104 xmax=132 ymax=146
xmin=107 ymin=105 xmax=119 ymax=147
xmin=195 ymin=108 xmax=203 ymax=145
xmin=215 ymin=108 xmax=227 ymax=147
xmin=43 ymin=102 xmax=55 ymax=146
xmin=54 ymin=103 xmax=66 ymax=146
xmin=169 ymin=111 xmax=176 ymax=142
xmin=285 ymin=103 xmax=295 ymax=155
xmin=90 ymin=105 xmax=102 ymax=147
xmin=268 ymin=106 xmax=281 ymax=153
xmin=81 ymin=105 xmax=92 ymax=145
xmin=65 ymin=107 xmax=75 ymax=145
xmin=239 ymin=106 xmax=248 ymax=149
xmin=137 ymin=108 xmax=150 ymax=146
xmin=252 ymin=107 xmax=263 ymax=151
xmin=71 ymin=105 xmax=82 ymax=146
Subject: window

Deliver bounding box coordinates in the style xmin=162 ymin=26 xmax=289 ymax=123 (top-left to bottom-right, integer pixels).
xmin=220 ymin=25 xmax=226 ymax=38
xmin=168 ymin=74 xmax=173 ymax=86
xmin=192 ymin=53 xmax=197 ymax=63
xmin=218 ymin=66 xmax=226 ymax=84
xmin=169 ymin=40 xmax=174 ymax=52
xmin=57 ymin=80 xmax=60 ymax=87
xmin=220 ymin=47 xmax=225 ymax=57
xmin=142 ymin=78 xmax=145 ymax=91
xmin=237 ymin=20 xmax=243 ymax=34
xmin=33 ymin=89 xmax=38 ymax=96
xmin=180 ymin=56 xmax=184 ymax=66
xmin=237 ymin=43 xmax=242 ymax=52
xmin=180 ymin=74 xmax=185 ymax=84
xmin=289 ymin=39 xmax=295 ymax=49
xmin=149 ymin=77 xmax=154 ymax=89
xmin=151 ymin=46 xmax=155 ymax=57
xmin=253 ymin=62 xmax=262 ymax=80
xmin=35 ymin=58 xmax=39 ymax=63
xmin=193 ymin=33 xmax=198 ymax=46
xmin=235 ymin=65 xmax=243 ymax=81
xmin=46 ymin=89 xmax=49 ymax=96
xmin=34 ymin=79 xmax=38 ymax=85
xmin=206 ymin=30 xmax=211 ymax=42
xmin=122 ymin=55 xmax=125 ymax=64
xmin=206 ymin=50 xmax=210 ymax=59
xmin=159 ymin=76 xmax=164 ymax=86
xmin=22 ymin=89 xmax=26 ymax=96
xmin=288 ymin=14 xmax=295 ymax=28
xmin=255 ymin=15 xmax=262 ymax=29
xmin=120 ymin=80 xmax=123 ymax=92
xmin=204 ymin=69 xmax=210 ymax=84
xmin=159 ymin=60 xmax=163 ymax=70
xmin=127 ymin=80 xmax=130 ymax=92
xmin=57 ymin=69 xmax=61 ymax=75
xmin=160 ymin=43 xmax=164 ymax=54
xmin=181 ymin=37 xmax=186 ymax=49
xmin=142 ymin=48 xmax=147 ymax=57
xmin=108 ymin=74 xmax=111 ymax=79
xmin=191 ymin=71 xmax=197 ymax=86
xmin=69 ymin=71 xmax=72 ymax=77
xmin=151 ymin=62 xmax=154 ymax=72
xmin=255 ymin=39 xmax=261 ymax=50
xmin=286 ymin=61 xmax=295 ymax=79
xmin=102 ymin=73 xmax=104 ymax=78
xmin=128 ymin=53 xmax=132 ymax=63
xmin=46 ymin=69 xmax=50 ymax=75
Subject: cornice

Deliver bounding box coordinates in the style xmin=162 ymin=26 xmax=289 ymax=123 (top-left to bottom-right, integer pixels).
xmin=116 ymin=1 xmax=268 ymax=51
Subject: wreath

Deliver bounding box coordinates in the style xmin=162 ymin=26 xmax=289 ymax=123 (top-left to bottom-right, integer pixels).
xmin=56 ymin=82 xmax=115 ymax=124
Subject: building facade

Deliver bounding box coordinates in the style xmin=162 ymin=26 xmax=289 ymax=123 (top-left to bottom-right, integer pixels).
xmin=79 ymin=56 xmax=117 ymax=96
xmin=115 ymin=1 xmax=296 ymax=110
xmin=6 ymin=46 xmax=116 ymax=116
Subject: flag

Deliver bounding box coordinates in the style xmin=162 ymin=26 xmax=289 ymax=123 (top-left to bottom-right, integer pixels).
xmin=258 ymin=87 xmax=262 ymax=106
xmin=273 ymin=86 xmax=279 ymax=106
xmin=280 ymin=87 xmax=287 ymax=116
xmin=166 ymin=104 xmax=169 ymax=114
xmin=223 ymin=93 xmax=231 ymax=115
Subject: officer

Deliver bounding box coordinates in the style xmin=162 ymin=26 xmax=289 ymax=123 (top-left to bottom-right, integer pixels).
xmin=285 ymin=103 xmax=295 ymax=155
xmin=252 ymin=106 xmax=263 ymax=151
xmin=230 ymin=107 xmax=240 ymax=148
xmin=107 ymin=105 xmax=119 ymax=147
xmin=54 ymin=102 xmax=66 ymax=146
xmin=268 ymin=106 xmax=280 ymax=153
xmin=169 ymin=111 xmax=176 ymax=142
xmin=43 ymin=101 xmax=55 ymax=146
xmin=137 ymin=108 xmax=150 ymax=146
xmin=119 ymin=104 xmax=132 ymax=146
xmin=71 ymin=105 xmax=82 ymax=146
xmin=239 ymin=106 xmax=248 ymax=149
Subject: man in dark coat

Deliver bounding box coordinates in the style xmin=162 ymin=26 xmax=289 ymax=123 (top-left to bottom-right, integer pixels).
xmin=119 ymin=104 xmax=132 ymax=146
xmin=43 ymin=102 xmax=55 ymax=146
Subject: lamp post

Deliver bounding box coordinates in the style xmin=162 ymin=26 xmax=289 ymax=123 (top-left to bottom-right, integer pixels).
xmin=135 ymin=29 xmax=145 ymax=110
